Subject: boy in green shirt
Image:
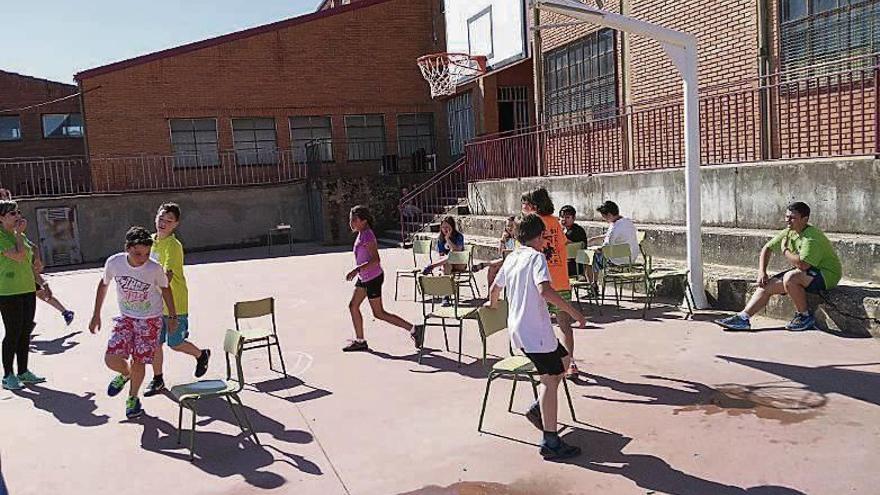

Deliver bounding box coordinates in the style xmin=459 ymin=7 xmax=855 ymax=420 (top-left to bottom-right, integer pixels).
xmin=144 ymin=203 xmax=210 ymax=396
xmin=715 ymin=202 xmax=842 ymax=332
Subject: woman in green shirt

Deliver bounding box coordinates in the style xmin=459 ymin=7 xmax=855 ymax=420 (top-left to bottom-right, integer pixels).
xmin=0 ymin=200 xmax=46 ymax=390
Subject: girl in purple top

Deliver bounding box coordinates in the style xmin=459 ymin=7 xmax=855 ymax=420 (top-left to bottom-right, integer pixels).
xmin=344 ymin=205 xmax=424 ymax=352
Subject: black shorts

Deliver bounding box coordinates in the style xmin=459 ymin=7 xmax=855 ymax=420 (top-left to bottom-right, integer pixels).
xmin=523 ymin=341 xmax=569 ymax=376
xmin=772 ymin=267 xmax=825 ymax=294
xmin=355 ymin=273 xmax=385 ymax=299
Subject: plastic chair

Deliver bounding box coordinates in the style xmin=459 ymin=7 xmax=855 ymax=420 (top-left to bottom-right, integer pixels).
xmin=234 ymin=297 xmax=286 ymax=376
xmin=395 ymin=239 xmax=433 ymax=301
xmin=600 ymin=243 xmax=648 ymax=308
xmin=448 ymin=244 xmax=481 ymax=301
xmin=170 ymin=329 xmax=260 ymax=460
xmin=475 ymin=303 xmax=578 ymax=433
xmin=570 ymin=248 xmax=601 ymax=313
xmin=641 ymin=241 xmax=696 ymax=318
xmin=417 ymin=274 xmax=477 ymax=365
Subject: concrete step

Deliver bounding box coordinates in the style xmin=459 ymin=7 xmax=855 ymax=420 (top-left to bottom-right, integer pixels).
xmin=452 ymin=214 xmax=880 ymax=285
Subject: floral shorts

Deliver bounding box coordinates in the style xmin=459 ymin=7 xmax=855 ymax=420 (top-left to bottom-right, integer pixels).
xmin=106 ymin=316 xmax=162 ymax=364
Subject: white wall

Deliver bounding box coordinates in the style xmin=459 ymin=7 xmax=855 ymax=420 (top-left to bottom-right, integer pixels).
xmin=445 ymin=0 xmax=526 ymax=68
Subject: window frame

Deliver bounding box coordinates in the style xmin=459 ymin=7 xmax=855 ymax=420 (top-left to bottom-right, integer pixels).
xmin=344 ymin=114 xmax=386 ymax=161
xmin=168 ymin=117 xmax=220 ymax=169
xmin=41 ymin=113 xmax=84 ymax=139
xmin=397 ymin=113 xmax=436 ymax=157
xmin=289 ymin=115 xmax=334 ymax=163
xmin=0 ymin=115 xmax=22 ymax=142
xmin=543 ymin=28 xmax=619 ymax=123
xmin=231 ymin=117 xmax=279 ymax=166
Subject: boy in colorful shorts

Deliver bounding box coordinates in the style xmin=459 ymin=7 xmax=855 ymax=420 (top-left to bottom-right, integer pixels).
xmin=89 ymin=226 xmax=177 ymax=418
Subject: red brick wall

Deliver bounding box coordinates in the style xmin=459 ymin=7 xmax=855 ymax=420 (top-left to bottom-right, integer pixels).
xmin=0 ymin=70 xmax=85 ymax=159
xmin=78 ymin=0 xmax=445 ymax=188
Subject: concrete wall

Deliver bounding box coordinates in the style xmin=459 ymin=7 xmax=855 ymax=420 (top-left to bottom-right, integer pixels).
xmin=17 ymin=182 xmax=310 ymax=264
xmin=468 ymin=157 xmax=880 ymax=235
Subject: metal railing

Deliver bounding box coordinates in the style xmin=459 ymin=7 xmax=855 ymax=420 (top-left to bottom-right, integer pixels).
xmin=398 ymin=156 xmax=468 ymax=242
xmin=466 ymin=54 xmax=880 ymax=179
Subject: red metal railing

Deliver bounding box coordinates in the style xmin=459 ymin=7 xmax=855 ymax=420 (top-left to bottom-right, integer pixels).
xmin=398 ymin=156 xmax=468 ymax=242
xmin=466 ymin=54 xmax=880 ymax=179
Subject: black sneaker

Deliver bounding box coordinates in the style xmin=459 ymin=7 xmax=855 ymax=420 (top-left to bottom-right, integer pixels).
xmin=195 ymin=349 xmax=211 ymax=378
xmin=143 ymin=376 xmax=166 ymax=397
xmin=540 ymin=440 xmax=582 ymax=461
xmin=525 ymin=404 xmax=543 ymax=431
xmin=410 ymin=324 xmax=426 ymax=349
xmin=342 ymin=340 xmax=369 ymax=352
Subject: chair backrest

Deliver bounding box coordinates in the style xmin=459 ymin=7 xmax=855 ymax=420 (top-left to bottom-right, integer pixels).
xmin=637 ymin=231 xmax=647 ymax=245
xmin=412 ymin=239 xmax=433 ymax=256
xmin=603 ymin=243 xmax=633 ymax=264
xmin=476 ymin=300 xmax=508 ymax=339
xmin=446 ymin=245 xmax=472 ymax=266
xmin=223 ymin=329 xmax=246 ymax=387
xmin=418 ymin=275 xmax=456 ymax=297
xmin=235 ymin=297 xmax=274 ymax=319
xmin=576 ymin=248 xmax=595 ymax=266
xmin=566 ymin=241 xmax=583 ymax=260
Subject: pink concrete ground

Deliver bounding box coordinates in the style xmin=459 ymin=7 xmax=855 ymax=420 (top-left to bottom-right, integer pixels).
xmin=1 ymin=245 xmax=878 ymax=495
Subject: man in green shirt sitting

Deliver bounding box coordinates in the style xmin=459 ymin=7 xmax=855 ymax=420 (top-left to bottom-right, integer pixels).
xmin=715 ymin=202 xmax=842 ymax=332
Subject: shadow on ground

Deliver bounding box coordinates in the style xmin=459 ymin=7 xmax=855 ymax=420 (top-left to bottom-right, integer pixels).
xmin=30 ymin=331 xmax=81 ymax=355
xmin=12 ymin=384 xmax=109 ymax=427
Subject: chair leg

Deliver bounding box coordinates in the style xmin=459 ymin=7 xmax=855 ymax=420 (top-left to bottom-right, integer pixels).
xmin=273 ymin=339 xmax=287 ymax=376
xmin=529 ymin=376 xmax=539 ymax=402
xmin=441 ymin=319 xmax=450 ymax=352
xmin=481 ymin=337 xmax=487 ymax=368
xmin=471 ymin=274 xmax=481 ymax=298
xmin=562 ymin=378 xmax=577 ymax=422
xmin=189 ymin=406 xmax=197 ymax=461
xmin=394 ymin=275 xmax=400 ymax=301
xmin=177 ymin=404 xmax=184 ymax=445
xmin=225 ymin=395 xmax=247 ymax=433
xmin=684 ymin=280 xmax=695 ymax=319
xmin=478 ymin=374 xmax=494 ymax=432
xmin=457 ymin=323 xmax=463 ymax=366
xmin=266 ymin=339 xmax=275 ymax=373
xmin=232 ymin=393 xmax=260 ymax=446
xmin=508 ymin=375 xmax=518 ymax=412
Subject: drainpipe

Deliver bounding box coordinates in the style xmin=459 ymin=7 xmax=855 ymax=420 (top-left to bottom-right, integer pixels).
xmin=757 ymin=0 xmax=772 ymax=160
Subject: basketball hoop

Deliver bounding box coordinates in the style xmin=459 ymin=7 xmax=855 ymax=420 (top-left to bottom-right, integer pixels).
xmin=417 ymin=52 xmax=488 ymax=98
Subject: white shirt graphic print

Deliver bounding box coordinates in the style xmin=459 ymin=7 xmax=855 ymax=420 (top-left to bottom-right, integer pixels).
xmin=102 ymin=253 xmax=168 ymax=319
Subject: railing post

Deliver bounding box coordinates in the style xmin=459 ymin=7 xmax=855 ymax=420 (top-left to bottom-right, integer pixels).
xmin=874 ymin=55 xmax=879 ymax=159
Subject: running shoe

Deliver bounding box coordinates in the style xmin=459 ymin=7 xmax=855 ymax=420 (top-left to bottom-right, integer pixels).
xmin=195 ymin=349 xmax=211 ymax=378
xmin=107 ymin=373 xmax=130 ymax=397
xmin=525 ymin=403 xmax=543 ymax=431
xmin=540 ymin=440 xmax=582 ymax=461
xmin=125 ymin=397 xmax=144 ymax=419
xmin=342 ymin=340 xmax=369 ymax=352
xmin=17 ymin=371 xmax=46 ymax=385
xmin=2 ymin=374 xmax=23 ymax=391
xmin=62 ymin=310 xmax=75 ymax=326
xmin=714 ymin=315 xmax=751 ymax=331
xmin=143 ymin=376 xmax=166 ymax=397
xmin=786 ymin=312 xmax=816 ymax=331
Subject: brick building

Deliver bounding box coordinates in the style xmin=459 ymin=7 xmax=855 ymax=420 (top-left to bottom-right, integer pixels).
xmin=75 ymin=0 xmax=446 ymax=190
xmin=0 ymin=70 xmax=85 ymax=159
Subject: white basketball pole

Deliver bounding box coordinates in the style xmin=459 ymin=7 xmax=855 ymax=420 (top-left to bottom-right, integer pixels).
xmin=536 ymin=0 xmax=709 ymax=308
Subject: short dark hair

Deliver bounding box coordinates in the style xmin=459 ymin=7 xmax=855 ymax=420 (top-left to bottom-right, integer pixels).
xmin=521 ymin=187 xmax=555 ymax=216
xmin=350 ymin=205 xmax=374 ymax=228
xmin=559 ymin=205 xmax=576 ymax=217
xmin=125 ymin=226 xmax=153 ymax=249
xmin=0 ymin=200 xmax=18 ymax=217
xmin=158 ymin=202 xmax=181 ymax=220
xmin=596 ymin=200 xmax=620 ymax=217
xmin=515 ymin=213 xmax=545 ymax=244
xmin=787 ymin=201 xmax=810 ymax=219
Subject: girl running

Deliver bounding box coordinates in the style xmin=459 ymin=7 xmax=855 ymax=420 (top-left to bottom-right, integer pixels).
xmin=344 ymin=205 xmax=424 ymax=352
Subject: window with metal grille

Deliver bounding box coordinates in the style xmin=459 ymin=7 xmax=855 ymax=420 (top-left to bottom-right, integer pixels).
xmin=780 ymin=0 xmax=880 ymax=74
xmin=0 ymin=116 xmax=21 ymax=141
xmin=397 ymin=113 xmax=435 ymax=157
xmin=498 ymin=86 xmax=530 ymax=131
xmin=290 ymin=116 xmax=333 ymax=163
xmin=344 ymin=114 xmax=386 ymax=160
xmin=169 ymin=118 xmax=219 ymax=167
xmin=42 ymin=113 xmax=83 ymax=138
xmin=544 ymin=28 xmax=618 ymax=123
xmin=447 ymin=92 xmax=475 ymax=157
xmin=232 ymin=118 xmax=278 ymax=165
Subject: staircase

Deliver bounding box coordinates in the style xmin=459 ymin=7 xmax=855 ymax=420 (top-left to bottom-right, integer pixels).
xmin=397 ymin=157 xmax=470 ymax=245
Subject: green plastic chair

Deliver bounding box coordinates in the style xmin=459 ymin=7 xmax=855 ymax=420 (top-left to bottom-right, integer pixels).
xmin=234 ymin=297 xmax=286 ymax=376
xmin=418 ymin=274 xmax=478 ymax=365
xmin=600 ymin=243 xmax=648 ymax=309
xmin=641 ymin=241 xmax=696 ymax=319
xmin=570 ymin=248 xmax=601 ymax=313
xmin=448 ymin=244 xmax=481 ymax=301
xmin=395 ymin=239 xmax=433 ymax=301
xmin=170 ymin=329 xmax=260 ymax=461
xmin=476 ymin=303 xmax=578 ymax=433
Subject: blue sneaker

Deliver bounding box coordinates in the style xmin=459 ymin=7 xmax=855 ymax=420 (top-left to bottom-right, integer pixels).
xmin=2 ymin=374 xmax=23 ymax=391
xmin=786 ymin=312 xmax=816 ymax=331
xmin=62 ymin=310 xmax=75 ymax=326
xmin=714 ymin=314 xmax=752 ymax=331
xmin=107 ymin=373 xmax=130 ymax=397
xmin=125 ymin=397 xmax=144 ymax=419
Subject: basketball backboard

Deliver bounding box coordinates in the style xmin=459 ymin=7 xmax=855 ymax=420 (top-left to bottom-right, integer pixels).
xmin=444 ymin=0 xmax=528 ymax=70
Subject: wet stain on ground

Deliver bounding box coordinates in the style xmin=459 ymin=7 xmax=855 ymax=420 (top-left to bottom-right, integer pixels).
xmin=673 ymin=383 xmax=826 ymax=424
xmin=398 ymin=479 xmax=570 ymax=495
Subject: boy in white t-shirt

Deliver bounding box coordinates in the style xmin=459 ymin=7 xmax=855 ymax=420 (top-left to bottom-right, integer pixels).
xmin=585 ymin=200 xmax=641 ymax=286
xmin=486 ymin=213 xmax=587 ymax=461
xmin=89 ymin=227 xmax=178 ymax=419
